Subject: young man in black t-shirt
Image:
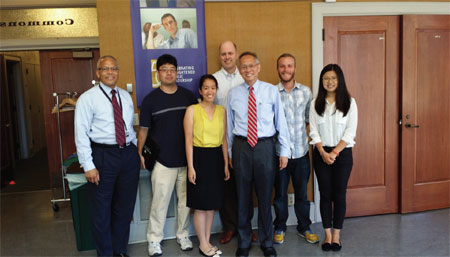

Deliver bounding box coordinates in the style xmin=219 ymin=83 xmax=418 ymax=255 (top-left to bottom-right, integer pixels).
xmin=138 ymin=54 xmax=197 ymax=257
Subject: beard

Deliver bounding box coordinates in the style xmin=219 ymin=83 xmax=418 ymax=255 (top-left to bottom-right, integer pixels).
xmin=279 ymin=72 xmax=295 ymax=83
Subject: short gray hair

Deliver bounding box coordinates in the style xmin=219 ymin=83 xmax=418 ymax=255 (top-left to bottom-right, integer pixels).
xmin=238 ymin=51 xmax=260 ymax=66
xmin=96 ymin=55 xmax=119 ymax=69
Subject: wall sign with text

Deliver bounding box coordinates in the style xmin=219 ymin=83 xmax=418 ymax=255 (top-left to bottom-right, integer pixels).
xmin=0 ymin=8 xmax=98 ymax=39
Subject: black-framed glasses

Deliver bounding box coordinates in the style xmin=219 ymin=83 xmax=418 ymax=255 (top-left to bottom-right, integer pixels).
xmin=98 ymin=66 xmax=119 ymax=72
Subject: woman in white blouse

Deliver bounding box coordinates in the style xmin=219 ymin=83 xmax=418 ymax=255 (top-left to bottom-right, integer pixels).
xmin=309 ymin=64 xmax=357 ymax=252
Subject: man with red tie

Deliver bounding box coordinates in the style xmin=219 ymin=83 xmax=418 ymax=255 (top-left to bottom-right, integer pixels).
xmin=75 ymin=55 xmax=140 ymax=257
xmin=213 ymin=41 xmax=257 ymax=245
xmin=226 ymin=52 xmax=290 ymax=257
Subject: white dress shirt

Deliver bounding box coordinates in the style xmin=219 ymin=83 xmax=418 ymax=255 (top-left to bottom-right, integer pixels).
xmin=309 ymin=98 xmax=358 ymax=147
xmin=213 ymin=67 xmax=244 ymax=107
xmin=75 ymin=83 xmax=137 ymax=171
xmin=158 ymin=28 xmax=197 ymax=49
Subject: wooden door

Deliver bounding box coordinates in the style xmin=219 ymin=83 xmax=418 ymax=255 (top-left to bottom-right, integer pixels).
xmin=401 ymin=15 xmax=450 ymax=213
xmin=0 ymin=55 xmax=14 ymax=173
xmin=40 ymin=50 xmax=99 ymax=188
xmin=324 ymin=16 xmax=400 ymax=216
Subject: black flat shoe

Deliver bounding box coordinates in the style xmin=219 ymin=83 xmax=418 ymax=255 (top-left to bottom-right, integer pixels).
xmin=235 ymin=247 xmax=250 ymax=257
xmin=321 ymin=242 xmax=332 ymax=251
xmin=331 ymin=242 xmax=342 ymax=251
xmin=261 ymin=246 xmax=277 ymax=257
xmin=199 ymin=247 xmax=220 ymax=257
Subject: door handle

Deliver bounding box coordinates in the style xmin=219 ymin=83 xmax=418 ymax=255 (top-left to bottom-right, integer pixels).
xmin=405 ymin=123 xmax=419 ymax=128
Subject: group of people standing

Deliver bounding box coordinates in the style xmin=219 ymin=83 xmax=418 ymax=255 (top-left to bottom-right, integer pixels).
xmin=74 ymin=40 xmax=357 ymax=257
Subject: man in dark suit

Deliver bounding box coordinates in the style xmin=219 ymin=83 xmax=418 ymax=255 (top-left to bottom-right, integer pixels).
xmin=227 ymin=52 xmax=291 ymax=257
xmin=75 ymin=55 xmax=140 ymax=257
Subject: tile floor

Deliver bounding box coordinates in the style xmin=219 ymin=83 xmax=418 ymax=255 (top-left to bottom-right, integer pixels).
xmin=1 ymin=190 xmax=449 ymax=257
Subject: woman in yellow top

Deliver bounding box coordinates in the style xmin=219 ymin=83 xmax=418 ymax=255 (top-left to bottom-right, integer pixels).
xmin=184 ymin=74 xmax=230 ymax=257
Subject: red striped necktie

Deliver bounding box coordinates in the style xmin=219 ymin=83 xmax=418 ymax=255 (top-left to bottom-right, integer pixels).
xmin=111 ymin=90 xmax=126 ymax=146
xmin=247 ymin=86 xmax=258 ymax=147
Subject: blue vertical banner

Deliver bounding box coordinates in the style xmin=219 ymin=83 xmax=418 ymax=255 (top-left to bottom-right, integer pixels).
xmin=130 ymin=0 xmax=206 ymax=106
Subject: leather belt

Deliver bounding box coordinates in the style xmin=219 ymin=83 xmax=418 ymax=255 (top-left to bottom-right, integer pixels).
xmin=235 ymin=135 xmax=274 ymax=142
xmin=91 ymin=141 xmax=131 ymax=149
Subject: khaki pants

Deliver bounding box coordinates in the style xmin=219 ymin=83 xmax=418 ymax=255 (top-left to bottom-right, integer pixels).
xmin=146 ymin=161 xmax=190 ymax=243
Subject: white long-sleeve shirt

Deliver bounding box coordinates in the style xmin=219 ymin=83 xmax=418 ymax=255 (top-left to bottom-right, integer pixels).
xmin=213 ymin=67 xmax=244 ymax=108
xmin=309 ymin=97 xmax=358 ymax=147
xmin=74 ymin=83 xmax=137 ymax=171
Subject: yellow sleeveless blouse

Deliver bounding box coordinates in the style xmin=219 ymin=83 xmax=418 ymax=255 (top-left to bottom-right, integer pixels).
xmin=193 ymin=104 xmax=224 ymax=147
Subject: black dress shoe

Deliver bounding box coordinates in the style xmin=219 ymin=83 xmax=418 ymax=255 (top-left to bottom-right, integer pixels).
xmin=235 ymin=247 xmax=250 ymax=257
xmin=261 ymin=246 xmax=277 ymax=257
xmin=321 ymin=242 xmax=332 ymax=251
xmin=332 ymin=242 xmax=342 ymax=251
xmin=114 ymin=254 xmax=129 ymax=257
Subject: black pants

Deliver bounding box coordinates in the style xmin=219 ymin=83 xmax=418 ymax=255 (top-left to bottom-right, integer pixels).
xmin=88 ymin=143 xmax=140 ymax=256
xmin=219 ymin=166 xmax=255 ymax=232
xmin=313 ymin=147 xmax=353 ymax=229
xmin=219 ymin=165 xmax=238 ymax=231
xmin=232 ymin=136 xmax=277 ymax=249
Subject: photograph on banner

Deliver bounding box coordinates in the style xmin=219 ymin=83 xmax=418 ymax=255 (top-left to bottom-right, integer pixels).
xmin=131 ymin=0 xmax=207 ymax=106
xmin=140 ymin=0 xmax=196 ymax=8
xmin=141 ymin=8 xmax=198 ymax=49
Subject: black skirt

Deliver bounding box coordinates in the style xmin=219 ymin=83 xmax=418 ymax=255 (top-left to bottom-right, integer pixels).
xmin=187 ymin=146 xmax=225 ymax=210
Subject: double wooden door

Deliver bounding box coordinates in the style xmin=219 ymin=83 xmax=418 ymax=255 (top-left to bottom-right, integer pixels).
xmin=401 ymin=15 xmax=449 ymax=213
xmin=324 ymin=15 xmax=449 ymax=215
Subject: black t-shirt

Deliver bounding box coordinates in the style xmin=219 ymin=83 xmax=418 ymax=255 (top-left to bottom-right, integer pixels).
xmin=140 ymin=86 xmax=197 ymax=168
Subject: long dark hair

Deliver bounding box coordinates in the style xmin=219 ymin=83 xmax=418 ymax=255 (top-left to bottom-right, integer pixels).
xmin=315 ymin=64 xmax=351 ymax=117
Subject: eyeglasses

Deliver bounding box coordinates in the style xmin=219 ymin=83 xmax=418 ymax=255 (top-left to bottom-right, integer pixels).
xmin=159 ymin=68 xmax=177 ymax=73
xmin=322 ymin=77 xmax=338 ymax=82
xmin=98 ymin=67 xmax=119 ymax=72
xmin=240 ymin=64 xmax=258 ymax=70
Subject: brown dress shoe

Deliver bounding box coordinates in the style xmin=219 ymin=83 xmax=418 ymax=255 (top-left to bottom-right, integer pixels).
xmin=251 ymin=231 xmax=257 ymax=242
xmin=220 ymin=230 xmax=235 ymax=244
